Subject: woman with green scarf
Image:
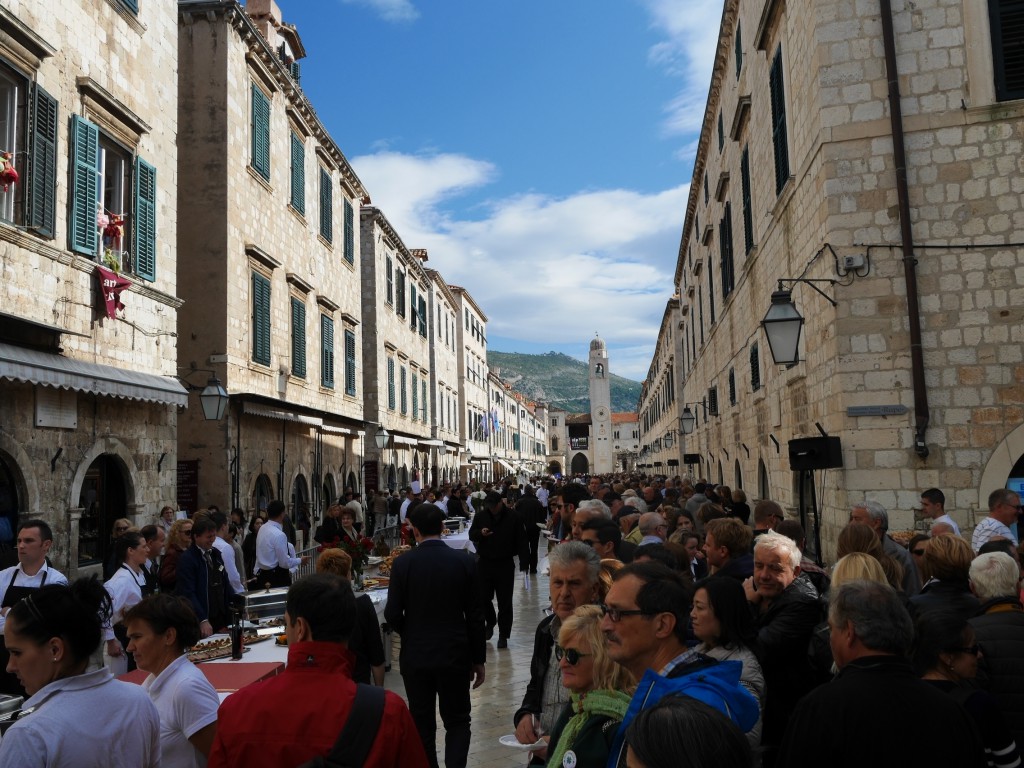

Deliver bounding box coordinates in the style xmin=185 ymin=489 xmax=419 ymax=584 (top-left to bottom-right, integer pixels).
xmin=539 ymin=604 xmax=635 ymax=768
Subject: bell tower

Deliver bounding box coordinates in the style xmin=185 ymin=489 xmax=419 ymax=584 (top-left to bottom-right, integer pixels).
xmin=589 ymin=334 xmax=613 ymax=473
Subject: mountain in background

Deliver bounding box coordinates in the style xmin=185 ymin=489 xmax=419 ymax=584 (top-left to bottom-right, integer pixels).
xmin=487 ymin=351 xmax=642 ymax=414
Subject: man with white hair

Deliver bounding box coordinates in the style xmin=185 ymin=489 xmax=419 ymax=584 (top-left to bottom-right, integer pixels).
xmin=571 ymin=499 xmax=611 ymax=541
xmin=742 ymin=530 xmax=823 ymax=762
xmin=622 ymin=497 xmax=649 ymax=546
xmin=637 ymin=512 xmax=668 ymax=545
xmin=969 ymin=551 xmax=1024 ymax=751
xmin=972 ymin=488 xmax=1021 ymax=552
xmin=850 ymin=499 xmax=920 ymax=595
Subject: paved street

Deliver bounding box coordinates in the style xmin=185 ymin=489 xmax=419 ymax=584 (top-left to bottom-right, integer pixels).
xmin=387 ymin=565 xmax=551 ymax=767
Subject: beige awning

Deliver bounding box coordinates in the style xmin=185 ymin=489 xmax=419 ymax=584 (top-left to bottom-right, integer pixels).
xmin=0 ymin=342 xmax=187 ymax=406
xmin=243 ymin=401 xmax=322 ymax=426
xmin=494 ymin=458 xmax=514 ymax=471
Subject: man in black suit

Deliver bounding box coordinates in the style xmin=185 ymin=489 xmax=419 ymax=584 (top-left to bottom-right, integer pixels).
xmin=516 ymin=485 xmax=547 ymax=574
xmin=469 ymin=491 xmax=529 ymax=648
xmin=385 ymin=504 xmax=485 ymax=768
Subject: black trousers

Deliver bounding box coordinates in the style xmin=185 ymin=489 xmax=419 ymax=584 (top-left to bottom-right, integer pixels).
xmin=478 ymin=558 xmax=515 ymax=638
xmin=402 ymin=666 xmax=472 ymax=768
xmin=525 ymin=527 xmax=541 ymax=572
xmin=253 ymin=566 xmax=291 ymax=589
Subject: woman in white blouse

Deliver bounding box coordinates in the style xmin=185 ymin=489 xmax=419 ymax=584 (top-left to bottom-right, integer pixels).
xmin=103 ymin=531 xmax=150 ymax=674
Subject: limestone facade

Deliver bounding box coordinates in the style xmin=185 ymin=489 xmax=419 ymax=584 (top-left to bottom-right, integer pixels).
xmin=451 ymin=286 xmax=492 ymax=483
xmin=649 ymin=0 xmax=1024 ymax=558
xmin=176 ymin=0 xmax=367 ymax=536
xmin=639 ymin=298 xmax=684 ymax=476
xmin=426 ymin=268 xmax=462 ymax=483
xmin=0 ymin=0 xmax=183 ymax=575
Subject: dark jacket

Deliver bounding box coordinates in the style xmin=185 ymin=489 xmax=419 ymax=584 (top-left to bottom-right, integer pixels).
xmin=514 ymin=613 xmax=557 ymax=727
xmin=546 ymin=703 xmax=620 ymax=768
xmin=754 ymin=574 xmax=825 ymax=748
xmin=909 ymin=578 xmax=981 ymax=622
xmin=176 ymin=544 xmax=232 ymax=627
xmin=713 ymin=552 xmax=754 ymax=582
xmin=384 ymin=539 xmax=485 ymax=670
xmin=517 ymin=496 xmax=547 ymax=529
xmin=617 ymin=539 xmax=637 ymax=564
xmin=971 ymin=597 xmax=1024 ymax=751
xmin=349 ymin=593 xmax=386 ymax=685
xmin=469 ymin=504 xmax=529 ymax=566
xmin=777 ymin=656 xmax=986 ymax=768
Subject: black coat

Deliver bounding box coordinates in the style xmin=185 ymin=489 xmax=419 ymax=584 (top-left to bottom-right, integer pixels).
xmin=469 ymin=504 xmax=529 ymax=566
xmin=778 ymin=656 xmax=986 ymax=768
xmin=908 ymin=578 xmax=981 ymax=622
xmin=384 ymin=539 xmax=485 ymax=670
xmin=713 ymin=552 xmax=754 ymax=582
xmin=514 ymin=613 xmax=557 ymax=727
xmin=517 ymin=496 xmax=547 ymax=529
xmin=971 ymin=598 xmax=1024 ymax=751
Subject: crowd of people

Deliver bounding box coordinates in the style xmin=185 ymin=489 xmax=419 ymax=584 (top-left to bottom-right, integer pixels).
xmin=0 ymin=477 xmax=1021 ymax=767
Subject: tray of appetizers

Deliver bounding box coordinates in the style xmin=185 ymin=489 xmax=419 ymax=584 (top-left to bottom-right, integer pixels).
xmin=186 ymin=638 xmax=251 ymax=663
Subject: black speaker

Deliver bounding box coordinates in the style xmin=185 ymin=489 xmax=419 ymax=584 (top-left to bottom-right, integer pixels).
xmin=683 ymin=453 xmax=701 ymax=465
xmin=788 ymin=436 xmax=843 ymax=471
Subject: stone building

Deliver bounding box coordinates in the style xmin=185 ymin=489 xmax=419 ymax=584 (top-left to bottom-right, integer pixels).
xmin=451 ymin=285 xmax=492 ymax=483
xmin=657 ymin=0 xmax=1024 ymax=556
xmin=0 ymin=0 xmax=184 ymax=574
xmin=425 ymin=267 xmax=462 ymax=483
xmin=639 ymin=298 xmax=684 ymax=477
xmin=359 ymin=207 xmax=437 ymax=493
xmin=177 ymin=0 xmax=368 ymax=538
xmin=487 ymin=373 xmax=547 ymax=480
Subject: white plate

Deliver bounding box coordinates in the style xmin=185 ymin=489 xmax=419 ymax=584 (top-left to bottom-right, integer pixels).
xmin=499 ymin=734 xmax=546 ymax=751
xmin=536 ymin=522 xmax=548 ymax=529
xmin=366 ymin=555 xmax=383 ymax=565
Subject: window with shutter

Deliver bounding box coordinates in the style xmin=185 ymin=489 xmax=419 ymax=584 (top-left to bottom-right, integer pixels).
xmin=291 ymin=297 xmax=306 ymax=378
xmin=740 ymin=147 xmax=754 ymax=255
xmin=735 ymin=23 xmax=743 ymax=79
xmin=703 ymin=175 xmax=709 ymax=204
xmin=251 ymin=84 xmax=270 ymax=181
xmin=344 ymin=329 xmax=356 ymax=395
xmin=750 ymin=344 xmax=761 ymax=392
xmin=418 ymin=296 xmax=427 ymax=337
xmin=27 ymin=84 xmax=58 ymax=237
xmin=769 ymin=47 xmax=790 ymax=194
xmin=421 ymin=379 xmax=427 ymax=421
xmin=720 ymin=202 xmax=734 ymax=299
xmin=412 ymin=373 xmax=419 ymax=418
xmin=396 ymin=272 xmax=406 ymax=318
xmin=708 ymin=258 xmax=716 ymax=325
xmin=729 ymin=369 xmax=737 ymax=405
xmin=990 ymin=0 xmax=1024 ymax=101
xmin=400 ymin=366 xmax=408 ymax=415
xmin=709 ymin=387 xmax=720 ymax=415
xmin=387 ymin=358 xmax=396 ymax=409
xmin=133 ymin=158 xmax=156 ymax=281
xmin=385 ymin=257 xmax=394 ymax=304
xmin=252 ymin=272 xmax=271 ymax=366
xmin=290 ymin=132 xmax=305 ymax=214
xmin=718 ymin=112 xmax=724 ymax=152
xmin=321 ymin=315 xmax=334 ymax=389
xmin=410 ymin=284 xmax=418 ymax=330
xmin=319 ymin=166 xmax=332 ymax=243
xmin=343 ymin=199 xmax=354 ymax=264
xmin=69 ymin=114 xmax=99 ymax=256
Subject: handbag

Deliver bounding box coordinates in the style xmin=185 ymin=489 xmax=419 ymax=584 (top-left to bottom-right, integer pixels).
xmin=297 ymin=684 xmax=386 ymax=768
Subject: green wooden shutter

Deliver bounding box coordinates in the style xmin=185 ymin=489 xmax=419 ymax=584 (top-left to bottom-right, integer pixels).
xmin=410 ymin=284 xmax=417 ymax=329
xmin=387 ymin=358 xmax=396 ymax=409
xmin=133 ymin=157 xmax=157 ymax=281
xmin=290 ymin=132 xmax=305 ymax=214
xmin=418 ymin=296 xmax=427 ymax=337
xmin=740 ymin=147 xmax=753 ymax=255
xmin=769 ymin=47 xmax=790 ymax=194
xmin=27 ymin=84 xmax=58 ymax=238
xmin=343 ymin=199 xmax=354 ymax=264
xmin=319 ymin=167 xmax=332 ymax=242
xmin=251 ymin=84 xmax=270 ymax=181
xmin=396 ymin=272 xmax=405 ymax=317
xmin=69 ymin=114 xmax=100 ymax=256
xmin=412 ymin=372 xmax=419 ymax=418
xmin=321 ymin=315 xmax=334 ymax=389
xmin=421 ymin=379 xmax=427 ymax=421
xmin=385 ymin=257 xmax=393 ymax=304
xmin=344 ymin=329 xmax=356 ymax=395
xmin=291 ymin=296 xmax=306 ymax=378
xmin=400 ymin=366 xmax=407 ymax=414
xmin=252 ymin=272 xmax=271 ymax=365
xmin=991 ymin=0 xmax=1024 ymax=101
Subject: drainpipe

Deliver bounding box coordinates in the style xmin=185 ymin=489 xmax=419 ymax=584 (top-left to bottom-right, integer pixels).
xmin=879 ymin=0 xmax=930 ymax=458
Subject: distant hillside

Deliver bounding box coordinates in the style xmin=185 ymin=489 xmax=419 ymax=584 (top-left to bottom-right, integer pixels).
xmin=487 ymin=351 xmax=641 ymax=414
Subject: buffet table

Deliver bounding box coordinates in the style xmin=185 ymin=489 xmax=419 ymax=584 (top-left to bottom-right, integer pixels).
xmin=441 ymin=530 xmax=475 ymax=552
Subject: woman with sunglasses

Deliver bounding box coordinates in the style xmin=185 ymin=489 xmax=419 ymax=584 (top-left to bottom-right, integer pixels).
xmin=690 ymin=577 xmax=765 ymax=757
xmin=0 ymin=578 xmax=160 ymax=767
xmin=914 ymin=611 xmax=1020 ymax=768
xmin=103 ymin=531 xmax=151 ymax=673
xmin=539 ymin=604 xmax=635 ymax=767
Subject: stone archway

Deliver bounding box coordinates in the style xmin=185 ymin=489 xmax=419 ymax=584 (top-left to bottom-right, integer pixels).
xmin=980 ymin=422 xmax=1024 ymax=505
xmin=570 ymin=453 xmax=589 ymax=475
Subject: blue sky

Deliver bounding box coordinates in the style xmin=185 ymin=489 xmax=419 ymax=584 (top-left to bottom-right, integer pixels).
xmin=283 ymin=0 xmax=722 ymax=380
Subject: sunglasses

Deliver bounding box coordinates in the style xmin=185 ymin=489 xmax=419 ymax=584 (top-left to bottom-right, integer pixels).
xmin=912 ymin=548 xmax=926 ymax=556
xmin=554 ymin=645 xmax=591 ymax=666
xmin=951 ymin=645 xmax=981 ymax=656
xmin=599 ymin=603 xmax=651 ymax=622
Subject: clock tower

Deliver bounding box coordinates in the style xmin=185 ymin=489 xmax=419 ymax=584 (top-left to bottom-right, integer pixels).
xmin=589 ymin=334 xmax=613 ymax=473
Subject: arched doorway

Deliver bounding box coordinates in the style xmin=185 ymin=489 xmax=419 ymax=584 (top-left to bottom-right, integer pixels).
xmin=253 ymin=474 xmax=274 ymax=515
xmin=346 ymin=470 xmax=357 ymax=494
xmin=0 ymin=453 xmax=21 ymax=553
xmin=758 ymin=459 xmax=769 ymax=502
xmin=387 ymin=464 xmax=397 ymax=492
xmin=548 ymin=461 xmax=562 ymax=476
xmin=291 ymin=474 xmax=310 ymax=542
xmin=77 ymin=455 xmax=128 ymax=568
xmin=735 ymin=459 xmax=743 ymax=490
xmin=322 ymin=473 xmax=337 ymax=510
xmin=570 ymin=453 xmax=589 ymax=475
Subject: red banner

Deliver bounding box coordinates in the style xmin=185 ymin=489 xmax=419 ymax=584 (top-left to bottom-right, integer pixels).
xmin=96 ymin=265 xmax=132 ymax=318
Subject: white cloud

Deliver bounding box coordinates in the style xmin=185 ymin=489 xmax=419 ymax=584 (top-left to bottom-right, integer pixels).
xmin=352 ymin=150 xmax=687 ymax=380
xmin=338 ymin=0 xmax=418 ymax=23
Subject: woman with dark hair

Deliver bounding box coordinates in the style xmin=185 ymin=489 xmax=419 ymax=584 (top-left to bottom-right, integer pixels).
xmin=624 ymin=694 xmax=752 ymax=768
xmin=103 ymin=530 xmax=150 ymax=673
xmin=914 ymin=611 xmax=1019 ymax=768
xmin=836 ymin=522 xmax=905 ymax=593
xmin=124 ymin=594 xmax=219 ymax=767
xmin=0 ymin=578 xmax=160 ymax=766
xmin=242 ymin=514 xmax=265 ymax=584
xmin=691 ymin=577 xmax=765 ymax=755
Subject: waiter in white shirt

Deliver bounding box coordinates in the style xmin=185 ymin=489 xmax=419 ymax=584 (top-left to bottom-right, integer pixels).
xmin=210 ymin=510 xmax=244 ymax=595
xmin=0 ymin=518 xmax=68 ymax=694
xmin=254 ymin=500 xmax=308 ymax=588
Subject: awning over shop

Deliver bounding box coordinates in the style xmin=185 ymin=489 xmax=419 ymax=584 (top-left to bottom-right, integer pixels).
xmin=494 ymin=458 xmax=514 ymax=471
xmin=243 ymin=401 xmax=322 ymax=426
xmin=0 ymin=342 xmax=187 ymax=406
xmin=321 ymin=425 xmax=351 ymax=435
xmin=392 ymin=435 xmax=419 ymax=446
xmin=418 ymin=439 xmax=444 ymax=447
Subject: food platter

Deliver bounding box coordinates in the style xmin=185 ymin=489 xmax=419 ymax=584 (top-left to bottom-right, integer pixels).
xmin=361 ymin=577 xmax=390 ymax=590
xmin=187 ymin=638 xmax=250 ymax=663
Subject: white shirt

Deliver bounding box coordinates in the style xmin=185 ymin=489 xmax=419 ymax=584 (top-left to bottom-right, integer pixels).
xmin=933 ymin=513 xmax=961 ymax=536
xmin=399 ymin=497 xmax=413 ymax=523
xmin=536 ymin=487 xmax=549 ymax=508
xmin=255 ymin=520 xmax=300 ymax=571
xmin=437 ymin=496 xmax=449 ymax=514
xmin=0 ymin=667 xmax=160 ymax=768
xmin=213 ymin=536 xmax=243 ymax=594
xmin=103 ymin=565 xmax=146 ymax=641
xmin=0 ymin=561 xmax=68 ymax=632
xmin=972 ymin=516 xmax=1017 ymax=552
xmin=143 ymin=654 xmax=219 ymax=768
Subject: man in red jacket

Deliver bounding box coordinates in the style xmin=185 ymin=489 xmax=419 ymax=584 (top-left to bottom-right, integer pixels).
xmin=208 ymin=574 xmax=428 ymax=768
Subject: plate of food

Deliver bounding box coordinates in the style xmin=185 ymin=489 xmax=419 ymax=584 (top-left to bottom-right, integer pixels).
xmin=186 ymin=638 xmax=251 ymax=663
xmin=361 ymin=577 xmax=390 ymax=590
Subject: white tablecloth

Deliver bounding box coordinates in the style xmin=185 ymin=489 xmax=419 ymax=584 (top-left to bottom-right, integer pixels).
xmin=441 ymin=531 xmax=476 ymax=553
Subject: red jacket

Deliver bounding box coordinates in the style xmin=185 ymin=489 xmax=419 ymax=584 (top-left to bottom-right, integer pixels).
xmin=208 ymin=641 xmax=428 ymax=768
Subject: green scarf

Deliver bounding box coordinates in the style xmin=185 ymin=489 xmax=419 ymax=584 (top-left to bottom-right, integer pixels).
xmin=547 ymin=689 xmax=632 ymax=768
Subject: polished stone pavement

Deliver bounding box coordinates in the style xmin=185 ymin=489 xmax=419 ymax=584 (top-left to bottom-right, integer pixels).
xmin=386 ymin=566 xmax=551 ymax=768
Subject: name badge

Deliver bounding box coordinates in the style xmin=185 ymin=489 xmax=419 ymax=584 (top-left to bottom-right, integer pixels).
xmin=562 ymin=750 xmax=577 ymax=768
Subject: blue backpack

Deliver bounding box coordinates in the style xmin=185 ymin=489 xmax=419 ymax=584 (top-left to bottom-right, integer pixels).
xmin=606 ymin=660 xmax=759 ymax=768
